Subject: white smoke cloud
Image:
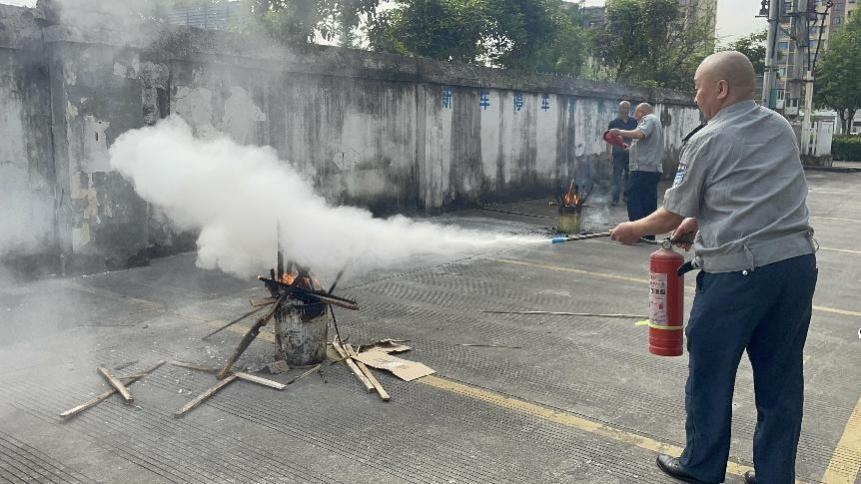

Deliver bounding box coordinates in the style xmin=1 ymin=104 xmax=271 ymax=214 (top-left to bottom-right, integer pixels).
xmin=109 ymin=116 xmax=539 ymax=278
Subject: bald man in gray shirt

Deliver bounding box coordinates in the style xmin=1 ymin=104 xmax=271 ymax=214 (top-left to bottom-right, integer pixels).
xmin=610 ymin=52 xmax=817 ymax=484
xmin=610 ymin=103 xmax=664 ymax=239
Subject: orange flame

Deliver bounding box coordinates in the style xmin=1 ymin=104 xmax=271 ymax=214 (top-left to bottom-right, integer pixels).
xmin=564 ymin=190 xmax=580 ymax=208
xmin=279 ymin=272 xmax=296 ymax=285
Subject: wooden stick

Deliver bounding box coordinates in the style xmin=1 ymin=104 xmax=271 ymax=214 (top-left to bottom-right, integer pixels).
xmin=286 ymin=364 xmax=322 ymax=385
xmin=345 ymin=344 xmax=390 ymax=401
xmin=98 ymin=367 xmax=134 ymax=403
xmin=332 ymin=340 xmax=373 ymax=392
xmin=61 ymin=361 xmax=165 ymax=418
xmin=171 ymin=361 xmax=218 ymax=373
xmin=234 ymin=372 xmax=286 ymax=390
xmin=202 ymin=303 xmax=272 ymax=340
xmin=175 ymin=375 xmax=238 ymax=417
xmin=173 ymin=361 xmax=285 ymax=389
xmin=216 ymin=300 xmax=281 ymax=379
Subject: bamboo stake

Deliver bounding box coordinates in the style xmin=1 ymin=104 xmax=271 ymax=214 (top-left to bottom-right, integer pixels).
xmin=286 ymin=364 xmax=322 ymax=385
xmin=97 ymin=367 xmax=134 ymax=403
xmin=332 ymin=340 xmax=373 ymax=392
xmin=345 ymin=344 xmax=390 ymax=402
xmin=233 ymin=372 xmax=286 ymax=390
xmin=175 ymin=375 xmax=238 ymax=417
xmin=60 ymin=360 xmax=165 ymax=418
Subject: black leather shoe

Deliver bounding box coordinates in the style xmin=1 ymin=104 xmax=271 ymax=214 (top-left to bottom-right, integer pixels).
xmin=743 ymin=470 xmax=756 ymax=484
xmin=656 ymin=454 xmax=707 ymax=483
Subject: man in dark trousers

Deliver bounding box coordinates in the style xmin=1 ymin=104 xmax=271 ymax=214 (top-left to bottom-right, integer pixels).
xmin=609 ymin=51 xmax=818 ymax=484
xmin=609 ymin=102 xmax=664 ymax=239
xmin=607 ymin=101 xmax=637 ymax=206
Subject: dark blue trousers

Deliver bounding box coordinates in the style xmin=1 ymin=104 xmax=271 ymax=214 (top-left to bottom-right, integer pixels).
xmin=611 ymin=153 xmax=629 ymax=204
xmin=626 ymin=171 xmax=660 ymax=239
xmin=679 ymin=254 xmax=817 ymax=483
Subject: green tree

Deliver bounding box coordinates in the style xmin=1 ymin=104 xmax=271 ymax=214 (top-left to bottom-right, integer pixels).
xmin=367 ymin=0 xmax=487 ymax=63
xmin=815 ymin=12 xmax=861 ymax=134
xmin=591 ymin=0 xmax=716 ymax=89
xmin=368 ymin=0 xmax=587 ymax=75
xmin=725 ymin=30 xmax=767 ymax=75
xmin=238 ymin=0 xmax=381 ymax=45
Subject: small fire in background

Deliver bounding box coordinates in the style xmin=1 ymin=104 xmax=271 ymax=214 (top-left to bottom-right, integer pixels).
xmin=552 ymin=179 xmax=591 ymax=235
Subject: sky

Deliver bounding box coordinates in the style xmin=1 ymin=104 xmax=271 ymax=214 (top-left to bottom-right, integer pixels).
xmin=2 ymin=0 xmax=766 ymax=43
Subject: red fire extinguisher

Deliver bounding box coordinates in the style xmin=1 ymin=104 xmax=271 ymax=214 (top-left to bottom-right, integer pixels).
xmin=648 ymin=239 xmax=685 ymax=356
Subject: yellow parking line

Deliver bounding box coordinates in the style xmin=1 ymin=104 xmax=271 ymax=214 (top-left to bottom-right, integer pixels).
xmin=813 ymin=216 xmax=861 ymax=223
xmin=418 ymin=375 xmax=758 ymax=479
xmin=820 ymin=247 xmax=861 ymax=256
xmin=201 ymin=318 xmax=753 ymax=478
xmin=494 ymin=258 xmax=861 ymax=318
xmin=493 ymin=258 xmax=648 ymax=285
xmin=822 ymin=397 xmax=861 ymax=483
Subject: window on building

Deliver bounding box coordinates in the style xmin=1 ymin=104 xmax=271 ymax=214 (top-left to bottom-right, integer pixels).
xmin=777 ymin=90 xmax=785 ymax=101
xmin=778 ymin=68 xmax=787 ymax=79
xmin=778 ymin=41 xmax=789 ymax=50
xmin=784 ymin=1 xmax=793 ymax=12
xmin=810 ymin=40 xmax=818 ymax=48
xmin=833 ymin=16 xmax=841 ymax=25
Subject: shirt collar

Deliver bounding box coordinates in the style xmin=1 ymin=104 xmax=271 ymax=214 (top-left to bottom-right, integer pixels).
xmin=710 ymin=100 xmax=757 ymax=123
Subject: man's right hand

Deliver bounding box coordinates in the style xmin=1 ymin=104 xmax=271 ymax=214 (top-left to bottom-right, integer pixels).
xmin=671 ymin=217 xmax=698 ymax=250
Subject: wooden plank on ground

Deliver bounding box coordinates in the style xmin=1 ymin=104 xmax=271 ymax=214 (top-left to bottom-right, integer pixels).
xmin=332 ymin=340 xmax=374 ymax=392
xmin=61 ymin=360 xmax=165 ymax=418
xmin=234 ymin=372 xmax=286 ymax=390
xmin=175 ymin=374 xmax=238 ymax=417
xmin=346 ymin=344 xmax=390 ymax=401
xmin=98 ymin=367 xmax=134 ymax=403
xmin=171 ymin=361 xmax=218 ymax=373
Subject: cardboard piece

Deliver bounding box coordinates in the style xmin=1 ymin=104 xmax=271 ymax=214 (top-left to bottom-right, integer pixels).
xmin=361 ymin=338 xmax=412 ymax=354
xmin=354 ymin=348 xmax=435 ymax=382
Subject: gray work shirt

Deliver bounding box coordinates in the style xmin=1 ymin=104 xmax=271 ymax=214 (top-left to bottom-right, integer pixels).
xmin=629 ymin=113 xmax=664 ymax=173
xmin=663 ymin=100 xmax=815 ymax=273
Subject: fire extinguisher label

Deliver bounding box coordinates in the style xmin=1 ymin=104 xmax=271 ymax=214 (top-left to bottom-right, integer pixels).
xmin=649 ymin=272 xmax=668 ymax=324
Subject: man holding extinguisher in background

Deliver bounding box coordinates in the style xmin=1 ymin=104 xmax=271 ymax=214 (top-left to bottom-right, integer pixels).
xmin=609 ymin=51 xmax=818 ymax=484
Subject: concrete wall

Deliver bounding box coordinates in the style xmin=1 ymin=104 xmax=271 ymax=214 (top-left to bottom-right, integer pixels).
xmin=0 ymin=4 xmax=701 ymax=275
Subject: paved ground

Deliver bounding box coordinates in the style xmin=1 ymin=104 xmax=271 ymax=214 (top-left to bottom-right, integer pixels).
xmin=0 ymin=170 xmax=859 ymax=484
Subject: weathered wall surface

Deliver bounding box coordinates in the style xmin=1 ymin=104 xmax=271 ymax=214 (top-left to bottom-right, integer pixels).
xmin=0 ymin=6 xmax=56 ymax=269
xmin=0 ymin=4 xmax=701 ymax=274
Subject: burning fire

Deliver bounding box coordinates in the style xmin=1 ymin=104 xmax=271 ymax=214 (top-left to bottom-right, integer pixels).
xmin=279 ymin=272 xmax=296 ymax=285
xmin=564 ymin=189 xmax=580 ymax=208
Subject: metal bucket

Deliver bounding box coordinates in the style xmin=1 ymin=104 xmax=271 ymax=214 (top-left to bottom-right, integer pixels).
xmin=557 ymin=207 xmax=581 ymax=235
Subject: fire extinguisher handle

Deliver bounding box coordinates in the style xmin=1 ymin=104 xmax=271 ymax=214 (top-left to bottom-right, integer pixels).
xmin=677 ymin=260 xmax=698 ymax=277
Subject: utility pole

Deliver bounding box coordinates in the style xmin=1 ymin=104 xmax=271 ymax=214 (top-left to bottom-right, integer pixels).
xmin=761 ymin=0 xmax=778 ymax=107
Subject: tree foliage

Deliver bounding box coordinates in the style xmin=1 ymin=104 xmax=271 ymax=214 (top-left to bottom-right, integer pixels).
xmin=815 ymin=12 xmax=861 ymax=134
xmin=236 ymin=0 xmax=381 ymax=45
xmin=367 ymin=0 xmax=587 ymax=75
xmin=591 ymin=0 xmax=716 ymax=89
xmin=724 ymin=29 xmax=767 ymax=75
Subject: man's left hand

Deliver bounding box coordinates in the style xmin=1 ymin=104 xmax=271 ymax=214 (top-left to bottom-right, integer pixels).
xmin=610 ymin=221 xmax=642 ymax=245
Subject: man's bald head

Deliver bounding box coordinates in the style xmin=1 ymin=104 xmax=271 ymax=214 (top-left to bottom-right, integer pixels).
xmin=694 ymin=51 xmax=757 ymax=119
xmin=634 ymin=102 xmax=653 ymax=120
